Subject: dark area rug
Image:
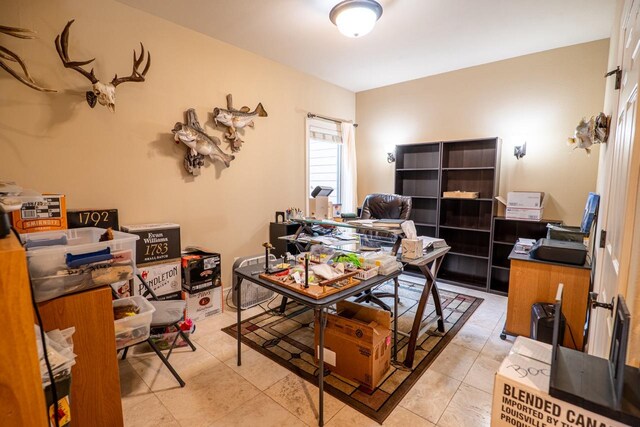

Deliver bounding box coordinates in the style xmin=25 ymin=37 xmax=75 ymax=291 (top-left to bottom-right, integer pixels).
xmin=222 ymin=279 xmax=482 ymax=424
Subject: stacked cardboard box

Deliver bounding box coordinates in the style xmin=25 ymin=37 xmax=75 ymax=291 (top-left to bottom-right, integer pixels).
xmin=506 ymin=191 xmax=546 ymax=220
xmin=181 ymin=248 xmax=223 ymax=321
xmin=121 ymin=223 xmax=182 ymax=301
xmin=11 ymin=194 xmax=67 ymax=233
xmin=492 ymin=337 xmax=628 ymax=427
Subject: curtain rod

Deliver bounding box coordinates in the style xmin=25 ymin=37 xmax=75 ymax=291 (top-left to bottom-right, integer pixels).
xmin=307 ymin=112 xmax=358 ymax=128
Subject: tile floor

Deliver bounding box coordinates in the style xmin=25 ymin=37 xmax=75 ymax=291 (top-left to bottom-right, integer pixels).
xmin=119 ymin=276 xmax=515 ymax=426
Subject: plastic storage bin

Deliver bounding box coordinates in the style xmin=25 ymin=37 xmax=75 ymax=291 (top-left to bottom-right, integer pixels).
xmin=21 ymin=227 xmax=139 ymax=302
xmin=113 ymin=296 xmax=155 ymax=350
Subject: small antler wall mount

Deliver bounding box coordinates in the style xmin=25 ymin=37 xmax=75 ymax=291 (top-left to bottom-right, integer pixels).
xmin=55 ymin=20 xmax=150 ymax=112
xmin=0 ymin=24 xmax=56 ymax=92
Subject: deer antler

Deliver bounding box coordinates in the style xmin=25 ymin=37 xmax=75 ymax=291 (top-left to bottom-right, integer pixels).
xmin=54 ymin=20 xmax=98 ymax=84
xmin=111 ymin=43 xmax=150 ymax=87
xmin=0 ymin=25 xmax=56 ymax=92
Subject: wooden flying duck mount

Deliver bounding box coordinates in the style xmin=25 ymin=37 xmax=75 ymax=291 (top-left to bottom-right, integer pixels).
xmin=55 ymin=20 xmax=150 ymax=112
xmin=172 ymin=108 xmax=235 ymax=176
xmin=213 ymin=94 xmax=267 ymax=152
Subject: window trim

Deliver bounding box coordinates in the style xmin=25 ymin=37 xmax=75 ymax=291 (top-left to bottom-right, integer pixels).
xmin=305 ymin=118 xmax=343 ymax=213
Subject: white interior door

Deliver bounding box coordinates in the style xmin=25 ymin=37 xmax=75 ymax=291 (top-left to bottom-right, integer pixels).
xmin=591 ymin=0 xmax=640 ymax=360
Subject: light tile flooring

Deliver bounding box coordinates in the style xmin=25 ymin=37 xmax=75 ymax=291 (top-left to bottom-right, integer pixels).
xmin=119 ymin=276 xmax=515 ymax=426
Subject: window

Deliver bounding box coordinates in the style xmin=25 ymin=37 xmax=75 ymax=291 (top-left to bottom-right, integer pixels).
xmin=307 ymin=119 xmax=342 ymax=205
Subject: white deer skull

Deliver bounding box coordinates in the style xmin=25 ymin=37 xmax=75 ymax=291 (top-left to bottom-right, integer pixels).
xmin=55 ymin=20 xmax=150 ymax=113
xmin=92 ymin=82 xmax=116 ymax=112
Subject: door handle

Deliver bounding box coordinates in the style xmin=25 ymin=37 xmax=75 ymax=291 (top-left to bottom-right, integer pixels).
xmin=589 ymin=292 xmax=614 ymax=312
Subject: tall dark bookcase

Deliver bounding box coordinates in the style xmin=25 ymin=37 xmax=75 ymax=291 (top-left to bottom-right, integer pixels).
xmin=395 ymin=137 xmax=501 ymax=291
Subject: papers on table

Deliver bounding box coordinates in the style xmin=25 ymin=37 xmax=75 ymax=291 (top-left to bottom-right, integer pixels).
xmin=514 ymin=238 xmax=537 ymax=254
xmin=418 ymin=236 xmax=447 ymax=249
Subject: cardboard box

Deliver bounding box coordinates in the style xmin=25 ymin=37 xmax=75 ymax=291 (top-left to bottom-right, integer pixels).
xmin=121 ymin=223 xmax=181 ymax=265
xmin=111 ymin=280 xmax=131 ymax=298
xmin=11 ymin=194 xmax=67 ymax=233
xmin=67 ymin=208 xmax=119 ymax=229
xmin=135 ymin=261 xmax=182 ymax=300
xmin=314 ymin=301 xmax=391 ymax=389
xmin=506 ymin=206 xmax=544 ymax=221
xmin=492 ymin=337 xmax=627 ymax=427
xmin=401 ymin=238 xmax=422 ymax=259
xmin=183 ymin=287 xmax=223 ymax=321
xmin=181 ymin=248 xmax=221 ymax=293
xmin=507 ymin=191 xmax=545 ymax=208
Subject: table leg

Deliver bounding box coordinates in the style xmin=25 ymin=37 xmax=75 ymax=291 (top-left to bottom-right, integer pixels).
xmin=393 ymin=276 xmax=399 ymax=362
xmin=403 ymin=269 xmax=434 ymax=368
xmin=278 ymin=297 xmax=288 ymax=314
xmin=317 ymin=308 xmax=325 ymax=426
xmin=236 ymin=276 xmax=242 ymax=366
xmin=429 ymin=257 xmax=445 ymax=332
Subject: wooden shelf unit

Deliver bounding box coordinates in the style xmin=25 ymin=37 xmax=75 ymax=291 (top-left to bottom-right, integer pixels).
xmin=0 ymin=233 xmax=47 ymax=426
xmin=395 ymin=137 xmax=501 ymax=289
xmin=488 ymin=216 xmax=561 ymax=295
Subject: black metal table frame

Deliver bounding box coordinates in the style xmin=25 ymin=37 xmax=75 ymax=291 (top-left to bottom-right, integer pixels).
xmin=234 ymin=265 xmax=401 ymax=427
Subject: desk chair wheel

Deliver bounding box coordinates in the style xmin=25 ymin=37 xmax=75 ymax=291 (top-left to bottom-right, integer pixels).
xmin=500 ymin=332 xmax=507 ymax=340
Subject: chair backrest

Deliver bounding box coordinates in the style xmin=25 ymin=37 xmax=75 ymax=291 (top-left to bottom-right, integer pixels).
xmin=136 ymin=273 xmax=160 ymax=301
xmin=360 ymin=193 xmax=412 ymax=220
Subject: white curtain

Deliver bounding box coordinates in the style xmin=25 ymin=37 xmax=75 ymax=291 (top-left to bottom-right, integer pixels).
xmin=341 ymin=122 xmax=358 ymax=213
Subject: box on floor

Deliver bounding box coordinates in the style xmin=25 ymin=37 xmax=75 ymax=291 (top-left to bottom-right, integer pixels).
xmin=134 ymin=261 xmax=182 ymax=300
xmin=181 ymin=248 xmax=221 ymax=293
xmin=120 ymin=223 xmax=181 ymax=265
xmin=183 ymin=286 xmax=223 ymax=322
xmin=492 ymin=337 xmax=628 ymax=427
xmin=314 ymin=301 xmax=391 ymax=390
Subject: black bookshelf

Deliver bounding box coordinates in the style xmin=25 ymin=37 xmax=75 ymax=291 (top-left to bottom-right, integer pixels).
xmin=488 ymin=216 xmax=561 ymax=295
xmin=395 ymin=137 xmax=501 ymax=290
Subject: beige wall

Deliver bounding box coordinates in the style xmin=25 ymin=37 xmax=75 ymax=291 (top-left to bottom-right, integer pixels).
xmin=356 ymin=40 xmax=609 ymax=224
xmin=0 ymin=0 xmax=355 ymax=286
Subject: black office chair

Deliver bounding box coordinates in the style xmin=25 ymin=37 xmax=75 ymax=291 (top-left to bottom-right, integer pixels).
xmin=354 ymin=193 xmax=412 ymax=312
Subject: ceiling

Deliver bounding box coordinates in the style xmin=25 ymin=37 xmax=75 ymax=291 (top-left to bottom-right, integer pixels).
xmin=117 ymin=0 xmax=616 ymax=93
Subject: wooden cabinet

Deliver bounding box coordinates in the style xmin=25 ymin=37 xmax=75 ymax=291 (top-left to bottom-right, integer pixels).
xmin=38 ymin=286 xmax=124 ymax=427
xmin=395 ymin=138 xmax=501 ymax=290
xmin=505 ymin=251 xmax=590 ymax=350
xmin=489 ymin=217 xmax=561 ymax=295
xmin=0 ymin=234 xmax=47 ymax=426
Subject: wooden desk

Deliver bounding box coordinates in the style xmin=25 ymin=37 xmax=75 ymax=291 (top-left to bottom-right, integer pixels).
xmin=0 ymin=233 xmax=47 ymax=426
xmin=505 ymin=249 xmax=590 ymax=350
xmin=38 ymin=286 xmax=124 ymax=427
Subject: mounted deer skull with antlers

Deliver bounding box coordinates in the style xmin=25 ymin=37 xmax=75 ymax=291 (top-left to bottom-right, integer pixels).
xmin=55 ymin=20 xmax=150 ymax=112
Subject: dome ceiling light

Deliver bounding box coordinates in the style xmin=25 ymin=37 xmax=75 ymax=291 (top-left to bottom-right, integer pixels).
xmin=329 ymin=0 xmax=383 ymax=38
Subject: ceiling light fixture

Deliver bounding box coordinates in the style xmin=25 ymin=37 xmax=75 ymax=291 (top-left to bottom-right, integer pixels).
xmin=329 ymin=0 xmax=383 ymax=38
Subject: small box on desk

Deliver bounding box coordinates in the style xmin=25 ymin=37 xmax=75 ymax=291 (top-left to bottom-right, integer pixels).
xmin=121 ymin=223 xmax=181 ymax=265
xmin=401 ymin=238 xmax=422 ymax=259
xmin=67 ymin=208 xmax=119 ymax=230
xmin=181 ymin=248 xmax=221 ymax=293
xmin=314 ymin=301 xmax=391 ymax=389
xmin=12 ymin=194 xmax=67 ymax=233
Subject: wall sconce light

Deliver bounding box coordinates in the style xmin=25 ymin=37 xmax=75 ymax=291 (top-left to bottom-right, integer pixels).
xmin=514 ymin=141 xmax=526 ymax=160
xmin=387 ymin=152 xmax=396 ymax=163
